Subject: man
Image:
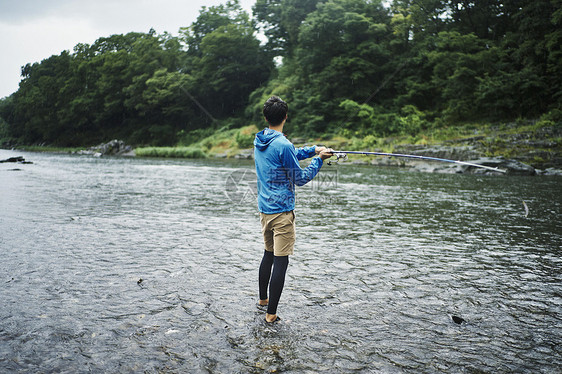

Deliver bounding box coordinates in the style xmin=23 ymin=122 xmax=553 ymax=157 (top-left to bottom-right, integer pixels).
xmin=254 ymin=96 xmax=333 ymax=323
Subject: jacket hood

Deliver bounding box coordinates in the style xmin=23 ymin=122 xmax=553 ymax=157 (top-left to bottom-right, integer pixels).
xmin=254 ymin=128 xmax=283 ymax=151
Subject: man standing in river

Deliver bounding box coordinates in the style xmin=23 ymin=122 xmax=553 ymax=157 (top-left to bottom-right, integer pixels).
xmin=254 ymin=96 xmax=333 ymax=323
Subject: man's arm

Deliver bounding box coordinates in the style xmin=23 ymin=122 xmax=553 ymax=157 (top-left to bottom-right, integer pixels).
xmin=295 ymin=145 xmax=316 ymax=160
xmin=295 ymin=145 xmax=332 ymax=160
xmin=282 ymin=146 xmax=322 ymax=187
xmin=282 ymin=147 xmax=333 ymax=187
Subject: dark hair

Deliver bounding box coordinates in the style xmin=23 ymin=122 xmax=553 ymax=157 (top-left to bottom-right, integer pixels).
xmin=263 ymin=96 xmax=288 ymax=126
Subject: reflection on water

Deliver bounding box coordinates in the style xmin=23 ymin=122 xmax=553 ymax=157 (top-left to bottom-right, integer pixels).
xmin=1 ymin=150 xmax=560 ymax=373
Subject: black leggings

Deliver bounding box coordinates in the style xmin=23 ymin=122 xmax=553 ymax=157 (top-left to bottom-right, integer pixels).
xmin=259 ymin=250 xmax=289 ymax=315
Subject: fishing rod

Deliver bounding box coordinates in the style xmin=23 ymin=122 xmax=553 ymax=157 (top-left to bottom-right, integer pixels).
xmin=329 ymin=150 xmax=507 ymax=173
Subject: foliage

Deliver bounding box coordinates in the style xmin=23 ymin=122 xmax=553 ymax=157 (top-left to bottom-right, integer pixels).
xmin=253 ymin=0 xmax=326 ymax=57
xmin=0 ymin=0 xmax=561 ymax=148
xmin=235 ymin=125 xmax=259 ymax=148
xmin=177 ymin=127 xmax=215 ymax=146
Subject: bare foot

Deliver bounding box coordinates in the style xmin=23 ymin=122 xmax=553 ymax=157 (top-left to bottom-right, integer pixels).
xmin=258 ymin=299 xmax=268 ymax=306
xmin=265 ymin=313 xmax=280 ymax=323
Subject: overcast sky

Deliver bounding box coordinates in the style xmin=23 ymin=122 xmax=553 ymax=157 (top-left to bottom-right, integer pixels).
xmin=0 ymin=0 xmax=255 ymax=99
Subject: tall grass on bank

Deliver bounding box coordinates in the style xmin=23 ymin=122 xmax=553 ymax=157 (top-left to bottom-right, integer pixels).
xmin=134 ymin=125 xmax=259 ymax=159
xmin=135 ymin=146 xmax=206 ymax=159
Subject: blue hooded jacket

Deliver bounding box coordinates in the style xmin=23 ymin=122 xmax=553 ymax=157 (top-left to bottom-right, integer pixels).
xmin=254 ymin=128 xmax=323 ymax=214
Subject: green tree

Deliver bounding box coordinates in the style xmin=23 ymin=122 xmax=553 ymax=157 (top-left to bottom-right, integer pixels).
xmin=192 ymin=24 xmax=272 ymax=117
xmin=181 ymin=1 xmax=273 ymax=127
xmin=546 ymin=0 xmax=562 ymax=104
xmin=448 ymin=0 xmax=519 ymax=41
xmin=181 ymin=0 xmax=251 ymax=57
xmin=253 ymin=0 xmax=325 ymax=57
xmin=13 ymin=51 xmax=76 ymax=144
xmin=288 ymin=0 xmax=392 ymax=134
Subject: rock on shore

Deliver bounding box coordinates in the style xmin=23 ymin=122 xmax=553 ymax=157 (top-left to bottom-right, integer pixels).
xmin=75 ymin=140 xmax=135 ymax=157
xmin=340 ymin=144 xmax=549 ymax=175
xmin=390 ymin=145 xmax=539 ymax=175
xmin=367 ymin=156 xmax=535 ymax=175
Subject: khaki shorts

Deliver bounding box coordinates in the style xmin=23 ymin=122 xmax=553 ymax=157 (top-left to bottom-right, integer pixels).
xmin=260 ymin=211 xmax=296 ymax=256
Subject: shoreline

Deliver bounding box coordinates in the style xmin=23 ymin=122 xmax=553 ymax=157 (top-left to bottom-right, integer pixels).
xmin=3 ymin=122 xmax=560 ymax=175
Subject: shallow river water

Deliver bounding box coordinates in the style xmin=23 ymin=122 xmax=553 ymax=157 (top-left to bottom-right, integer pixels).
xmin=0 ymin=150 xmax=560 ymax=373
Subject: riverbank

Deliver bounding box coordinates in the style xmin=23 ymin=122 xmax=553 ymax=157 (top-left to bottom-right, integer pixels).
xmin=164 ymin=120 xmax=561 ymax=175
xmin=5 ymin=120 xmax=561 ymax=175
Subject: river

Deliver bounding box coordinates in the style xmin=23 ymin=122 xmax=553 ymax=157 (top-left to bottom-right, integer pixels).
xmin=0 ymin=150 xmax=560 ymax=373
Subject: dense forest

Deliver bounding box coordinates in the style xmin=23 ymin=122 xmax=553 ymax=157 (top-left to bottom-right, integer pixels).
xmin=0 ymin=0 xmax=560 ymax=147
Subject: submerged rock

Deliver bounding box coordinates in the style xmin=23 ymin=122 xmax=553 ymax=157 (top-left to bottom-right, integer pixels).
xmin=452 ymin=315 xmax=466 ymax=324
xmin=0 ymin=156 xmax=33 ymax=164
xmin=0 ymin=156 xmax=24 ymax=163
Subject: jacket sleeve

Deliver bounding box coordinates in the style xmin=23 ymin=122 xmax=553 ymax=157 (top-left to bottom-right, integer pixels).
xmin=295 ymin=145 xmax=316 ymax=161
xmin=281 ymin=145 xmax=323 ymax=187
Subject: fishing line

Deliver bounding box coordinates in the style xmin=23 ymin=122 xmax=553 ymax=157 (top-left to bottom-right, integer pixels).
xmin=328 ymin=150 xmax=507 ymax=173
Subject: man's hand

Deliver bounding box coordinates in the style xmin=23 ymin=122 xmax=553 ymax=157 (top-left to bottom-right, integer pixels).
xmin=318 ymin=148 xmax=334 ymax=161
xmin=315 ymin=146 xmax=326 ymax=155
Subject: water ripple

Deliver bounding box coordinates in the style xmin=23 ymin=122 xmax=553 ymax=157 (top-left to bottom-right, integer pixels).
xmin=0 ymin=151 xmax=560 ymax=373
